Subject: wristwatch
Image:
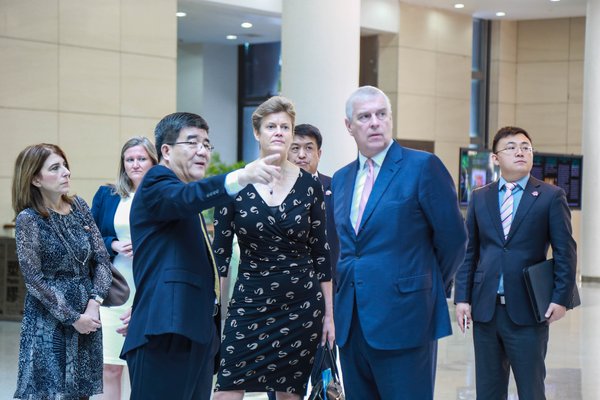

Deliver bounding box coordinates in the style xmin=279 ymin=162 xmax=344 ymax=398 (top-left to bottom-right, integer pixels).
xmin=91 ymin=294 xmax=104 ymax=305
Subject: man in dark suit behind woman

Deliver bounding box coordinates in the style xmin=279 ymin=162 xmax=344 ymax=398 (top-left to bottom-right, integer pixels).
xmin=121 ymin=112 xmax=281 ymax=400
xmin=332 ymin=86 xmax=467 ymax=399
xmin=285 ymin=123 xmax=340 ymax=397
xmin=288 ymin=123 xmax=340 ymax=287
xmin=454 ymin=126 xmax=577 ymax=400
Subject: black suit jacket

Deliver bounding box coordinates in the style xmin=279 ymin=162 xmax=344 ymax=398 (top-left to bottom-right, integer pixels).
xmin=454 ymin=176 xmax=577 ymax=326
xmin=121 ymin=165 xmax=232 ymax=357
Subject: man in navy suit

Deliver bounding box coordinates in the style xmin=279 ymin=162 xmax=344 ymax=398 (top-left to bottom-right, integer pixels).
xmin=331 ymin=86 xmax=467 ymax=399
xmin=454 ymin=126 xmax=577 ymax=400
xmin=121 ymin=112 xmax=280 ymax=400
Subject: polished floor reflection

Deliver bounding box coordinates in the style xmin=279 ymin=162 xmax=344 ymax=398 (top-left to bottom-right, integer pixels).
xmin=1 ymin=283 xmax=598 ymax=399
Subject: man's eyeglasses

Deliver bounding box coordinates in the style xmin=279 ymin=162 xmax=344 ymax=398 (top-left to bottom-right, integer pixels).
xmin=172 ymin=141 xmax=215 ymax=152
xmin=496 ymin=145 xmax=534 ymax=155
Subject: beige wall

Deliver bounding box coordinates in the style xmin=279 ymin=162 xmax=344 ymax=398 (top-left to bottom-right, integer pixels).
xmin=515 ymin=17 xmax=584 ymax=154
xmin=490 ymin=17 xmax=585 ymax=152
xmin=379 ymin=3 xmax=472 ymax=185
xmin=489 ymin=20 xmax=518 ymax=132
xmin=0 ymin=0 xmax=177 ymax=234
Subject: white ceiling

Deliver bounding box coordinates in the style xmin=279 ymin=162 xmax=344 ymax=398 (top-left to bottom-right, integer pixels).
xmin=177 ymin=0 xmax=587 ymax=45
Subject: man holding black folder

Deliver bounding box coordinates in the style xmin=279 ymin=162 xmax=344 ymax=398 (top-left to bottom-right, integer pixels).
xmin=454 ymin=126 xmax=577 ymax=400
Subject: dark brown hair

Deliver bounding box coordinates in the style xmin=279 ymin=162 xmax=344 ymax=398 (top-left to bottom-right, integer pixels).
xmin=12 ymin=144 xmax=73 ymax=217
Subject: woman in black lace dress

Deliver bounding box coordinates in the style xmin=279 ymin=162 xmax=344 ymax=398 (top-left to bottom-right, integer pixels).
xmin=212 ymin=96 xmax=334 ymax=400
xmin=12 ymin=144 xmax=112 ymax=399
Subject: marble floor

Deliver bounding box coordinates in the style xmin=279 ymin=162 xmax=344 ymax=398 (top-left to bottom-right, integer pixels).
xmin=1 ymin=283 xmax=598 ymax=399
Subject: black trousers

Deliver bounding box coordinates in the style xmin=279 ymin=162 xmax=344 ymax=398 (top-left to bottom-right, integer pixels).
xmin=126 ymin=331 xmax=219 ymax=400
xmin=473 ymin=304 xmax=549 ymax=400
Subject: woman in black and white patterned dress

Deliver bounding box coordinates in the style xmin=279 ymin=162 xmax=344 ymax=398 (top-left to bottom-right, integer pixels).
xmin=212 ymin=96 xmax=334 ymax=400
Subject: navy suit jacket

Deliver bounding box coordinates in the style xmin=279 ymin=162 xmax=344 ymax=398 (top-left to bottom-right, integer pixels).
xmin=121 ymin=165 xmax=232 ymax=357
xmin=91 ymin=185 xmax=120 ymax=260
xmin=318 ymin=173 xmax=339 ymax=289
xmin=454 ymin=177 xmax=577 ymax=326
xmin=332 ymin=142 xmax=467 ymax=350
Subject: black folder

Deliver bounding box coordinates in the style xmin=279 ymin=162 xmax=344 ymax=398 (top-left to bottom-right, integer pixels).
xmin=523 ymin=259 xmax=581 ymax=323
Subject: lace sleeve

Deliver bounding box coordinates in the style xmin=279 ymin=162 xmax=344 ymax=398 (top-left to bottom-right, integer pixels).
xmin=15 ymin=210 xmax=81 ymax=325
xmin=76 ymin=197 xmax=112 ymax=298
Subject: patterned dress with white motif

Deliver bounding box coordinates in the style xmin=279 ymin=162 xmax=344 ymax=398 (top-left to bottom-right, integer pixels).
xmin=213 ymin=169 xmax=331 ymax=395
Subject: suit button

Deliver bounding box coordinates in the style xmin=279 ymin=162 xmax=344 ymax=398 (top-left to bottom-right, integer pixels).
xmin=503 ymin=248 xmax=507 ymax=252
xmin=350 ymin=282 xmax=355 ymax=287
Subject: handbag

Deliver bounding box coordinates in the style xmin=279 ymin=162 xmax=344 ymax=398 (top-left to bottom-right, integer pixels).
xmin=308 ymin=342 xmax=345 ymax=400
xmin=74 ymin=197 xmax=130 ymax=307
xmin=102 ymin=263 xmax=130 ymax=307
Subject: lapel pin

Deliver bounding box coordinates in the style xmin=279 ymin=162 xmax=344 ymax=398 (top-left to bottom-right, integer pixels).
xmin=532 ymin=191 xmax=539 ymax=197
xmin=325 ymin=190 xmax=332 ymax=196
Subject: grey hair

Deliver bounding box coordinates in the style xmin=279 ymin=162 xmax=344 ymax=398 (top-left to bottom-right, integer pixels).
xmin=345 ymin=86 xmax=392 ymax=120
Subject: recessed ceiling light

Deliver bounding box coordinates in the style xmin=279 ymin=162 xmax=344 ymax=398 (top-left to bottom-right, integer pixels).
xmin=226 ymin=35 xmax=238 ymax=40
xmin=550 ymin=0 xmax=560 ymax=2
xmin=176 ymin=11 xmax=187 ymax=17
xmin=454 ymin=3 xmax=465 ymax=9
xmin=241 ymin=22 xmax=253 ymax=29
xmin=496 ymin=11 xmax=506 ymax=17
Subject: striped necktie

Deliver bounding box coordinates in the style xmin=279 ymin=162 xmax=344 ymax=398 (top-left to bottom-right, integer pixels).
xmin=500 ymin=182 xmax=519 ymax=239
xmin=199 ymin=215 xmax=220 ymax=302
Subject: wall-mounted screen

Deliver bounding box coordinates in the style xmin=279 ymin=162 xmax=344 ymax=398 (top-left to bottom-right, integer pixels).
xmin=458 ymin=148 xmax=583 ymax=209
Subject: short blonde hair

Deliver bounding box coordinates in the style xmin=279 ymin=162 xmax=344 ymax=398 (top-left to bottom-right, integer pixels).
xmin=251 ymin=96 xmax=296 ymax=133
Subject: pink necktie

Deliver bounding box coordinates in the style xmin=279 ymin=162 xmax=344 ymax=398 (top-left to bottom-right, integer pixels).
xmin=355 ymin=158 xmax=375 ymax=233
xmin=500 ymin=182 xmax=517 ymax=239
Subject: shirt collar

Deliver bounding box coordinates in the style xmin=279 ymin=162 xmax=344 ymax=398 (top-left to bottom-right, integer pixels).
xmin=358 ymin=140 xmax=393 ymax=169
xmin=499 ymin=174 xmax=530 ymax=191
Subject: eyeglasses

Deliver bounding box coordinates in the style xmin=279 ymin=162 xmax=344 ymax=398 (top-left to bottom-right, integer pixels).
xmin=496 ymin=145 xmax=534 ymax=155
xmin=172 ymin=141 xmax=215 ymax=152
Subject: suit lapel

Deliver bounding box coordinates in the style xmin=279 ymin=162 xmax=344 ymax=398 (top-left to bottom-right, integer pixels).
xmin=485 ymin=181 xmax=505 ymax=242
xmin=356 ymin=142 xmax=403 ymax=233
xmin=505 ymin=177 xmax=541 ymax=243
xmin=341 ymin=160 xmax=360 ymax=237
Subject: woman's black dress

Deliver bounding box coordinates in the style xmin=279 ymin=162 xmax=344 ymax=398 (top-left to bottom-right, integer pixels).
xmin=212 ymin=169 xmax=332 ymax=395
